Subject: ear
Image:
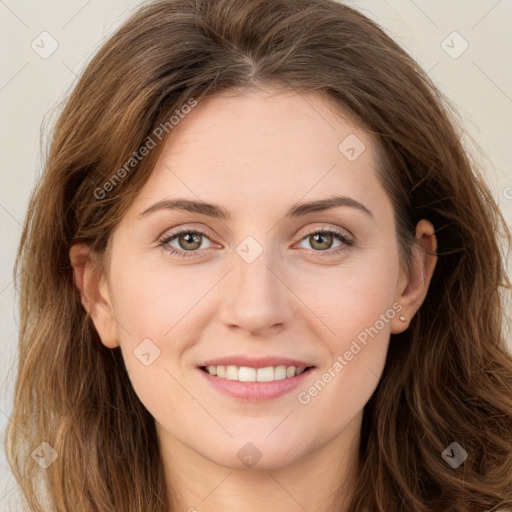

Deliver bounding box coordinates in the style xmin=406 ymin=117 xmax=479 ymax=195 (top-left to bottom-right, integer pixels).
xmin=69 ymin=243 xmax=120 ymax=348
xmin=391 ymin=219 xmax=438 ymax=334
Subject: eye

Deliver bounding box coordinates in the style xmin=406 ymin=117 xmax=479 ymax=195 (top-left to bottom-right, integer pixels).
xmin=295 ymin=227 xmax=354 ymax=257
xmin=159 ymin=228 xmax=214 ymax=257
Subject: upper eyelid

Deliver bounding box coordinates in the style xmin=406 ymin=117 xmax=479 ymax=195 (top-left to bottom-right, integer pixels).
xmin=299 ymin=225 xmax=353 ymax=239
xmin=159 ymin=224 xmax=216 ymax=242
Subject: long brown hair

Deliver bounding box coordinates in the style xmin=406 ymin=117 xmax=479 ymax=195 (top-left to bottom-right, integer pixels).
xmin=5 ymin=0 xmax=512 ymax=510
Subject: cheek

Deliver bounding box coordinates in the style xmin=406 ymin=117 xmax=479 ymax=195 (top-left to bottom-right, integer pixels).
xmin=106 ymin=256 xmax=215 ymax=417
xmin=108 ymin=252 xmax=214 ymax=341
xmin=293 ymin=281 xmax=396 ymax=436
xmin=290 ymin=253 xmax=399 ymax=403
xmin=292 ymin=250 xmax=400 ymax=342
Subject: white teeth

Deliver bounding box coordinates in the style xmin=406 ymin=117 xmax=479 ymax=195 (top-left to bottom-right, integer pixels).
xmin=203 ymin=364 xmax=308 ymax=382
xmin=274 ymin=365 xmax=287 ymax=380
xmin=226 ymin=365 xmax=239 ymax=380
xmin=238 ymin=367 xmax=256 ymax=382
xmin=257 ymin=366 xmax=274 ymax=382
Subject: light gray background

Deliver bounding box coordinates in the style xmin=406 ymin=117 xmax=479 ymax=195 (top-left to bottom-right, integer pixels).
xmin=1 ymin=1 xmax=511 ymax=509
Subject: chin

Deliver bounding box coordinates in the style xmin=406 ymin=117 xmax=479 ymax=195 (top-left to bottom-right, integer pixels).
xmin=201 ymin=437 xmax=308 ymax=471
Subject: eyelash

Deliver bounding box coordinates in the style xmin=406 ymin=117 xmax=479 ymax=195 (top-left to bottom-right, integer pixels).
xmin=158 ymin=226 xmax=354 ymax=259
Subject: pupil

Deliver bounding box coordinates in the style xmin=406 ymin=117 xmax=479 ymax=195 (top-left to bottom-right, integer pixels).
xmin=182 ymin=232 xmax=200 ymax=249
xmin=312 ymin=233 xmax=332 ymax=250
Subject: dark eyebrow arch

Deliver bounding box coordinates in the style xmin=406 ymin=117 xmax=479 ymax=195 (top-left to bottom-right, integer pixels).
xmin=285 ymin=196 xmax=374 ymax=219
xmin=139 ymin=195 xmax=374 ymax=220
xmin=139 ymin=199 xmax=230 ymax=219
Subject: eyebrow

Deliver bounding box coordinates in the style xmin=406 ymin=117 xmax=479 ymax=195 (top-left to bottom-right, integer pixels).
xmin=139 ymin=195 xmax=374 ymax=220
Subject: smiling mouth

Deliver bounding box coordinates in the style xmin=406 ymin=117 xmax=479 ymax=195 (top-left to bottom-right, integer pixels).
xmin=199 ymin=365 xmax=315 ymax=382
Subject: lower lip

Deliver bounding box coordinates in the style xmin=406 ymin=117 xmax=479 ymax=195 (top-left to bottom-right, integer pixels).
xmin=197 ymin=367 xmax=316 ymax=402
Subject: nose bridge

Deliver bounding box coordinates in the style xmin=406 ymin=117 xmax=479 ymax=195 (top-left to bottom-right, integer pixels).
xmin=218 ymin=235 xmax=292 ymax=333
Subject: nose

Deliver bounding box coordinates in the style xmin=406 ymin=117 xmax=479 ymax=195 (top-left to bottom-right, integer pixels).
xmin=217 ymin=248 xmax=295 ymax=336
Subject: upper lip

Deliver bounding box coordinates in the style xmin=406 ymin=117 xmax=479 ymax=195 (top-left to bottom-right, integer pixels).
xmin=199 ymin=356 xmax=315 ymax=369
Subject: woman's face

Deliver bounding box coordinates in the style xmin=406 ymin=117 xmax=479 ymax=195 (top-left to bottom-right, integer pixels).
xmin=78 ymin=87 xmax=435 ymax=470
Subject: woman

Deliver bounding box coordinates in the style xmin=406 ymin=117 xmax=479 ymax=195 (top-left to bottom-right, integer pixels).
xmin=5 ymin=0 xmax=512 ymax=511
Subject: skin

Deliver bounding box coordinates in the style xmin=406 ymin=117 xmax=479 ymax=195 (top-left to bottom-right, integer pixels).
xmin=70 ymin=86 xmax=437 ymax=512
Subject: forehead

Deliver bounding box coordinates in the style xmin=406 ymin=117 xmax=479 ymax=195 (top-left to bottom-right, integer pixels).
xmin=130 ymin=87 xmax=387 ymax=220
